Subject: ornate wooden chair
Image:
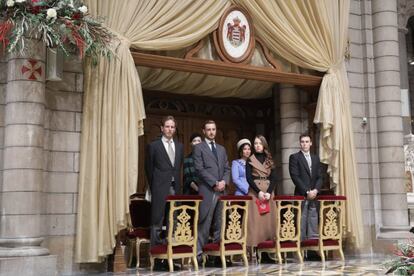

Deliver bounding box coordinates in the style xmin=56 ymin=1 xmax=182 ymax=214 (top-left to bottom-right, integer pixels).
xmin=149 ymin=195 xmax=202 ymax=272
xmin=257 ymin=195 xmax=305 ymax=264
xmin=202 ymin=195 xmax=252 ymax=269
xmin=127 ymin=194 xmax=151 ymax=268
xmin=300 ymin=195 xmax=346 ymax=262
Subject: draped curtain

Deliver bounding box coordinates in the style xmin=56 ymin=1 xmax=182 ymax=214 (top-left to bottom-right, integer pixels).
xmin=234 ymin=0 xmax=363 ymax=246
xmin=138 ymin=39 xmax=275 ymax=98
xmin=76 ymin=0 xmax=230 ymax=262
xmin=76 ymin=0 xmax=363 ymax=262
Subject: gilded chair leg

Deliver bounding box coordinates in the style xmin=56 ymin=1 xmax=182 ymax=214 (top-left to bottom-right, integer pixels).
xmin=193 ymin=256 xmax=199 ymax=271
xmin=202 ymin=254 xmax=206 ymax=268
xmin=168 ymin=258 xmax=174 ymax=272
xmin=297 ymin=251 xmax=303 ymax=264
xmin=242 ymin=253 xmax=248 ymax=266
xmin=135 ymin=239 xmax=141 ymax=268
xmin=339 ymin=249 xmax=345 ymax=261
xmin=150 ymin=257 xmax=154 ymax=271
xmin=221 ymin=255 xmax=226 ymax=269
xmin=127 ymin=239 xmax=135 ymax=268
xmin=257 ymin=250 xmax=262 ymax=264
xmin=277 ymin=252 xmax=283 ymax=264
xmin=320 ymin=249 xmax=325 ymax=262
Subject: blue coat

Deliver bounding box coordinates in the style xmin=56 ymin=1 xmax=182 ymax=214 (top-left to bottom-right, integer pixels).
xmin=231 ymin=159 xmax=249 ymax=195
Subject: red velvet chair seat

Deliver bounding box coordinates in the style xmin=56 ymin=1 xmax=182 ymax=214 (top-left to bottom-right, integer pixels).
xmin=127 ymin=228 xmax=150 ymax=239
xmin=203 ymin=242 xmax=242 ymax=252
xmin=301 ymin=239 xmax=339 ymax=247
xmin=150 ymin=244 xmax=194 ymax=255
xmin=316 ymin=195 xmax=346 ymax=201
xmin=273 ymin=195 xmax=305 ymax=201
xmin=257 ymin=240 xmax=298 ymax=249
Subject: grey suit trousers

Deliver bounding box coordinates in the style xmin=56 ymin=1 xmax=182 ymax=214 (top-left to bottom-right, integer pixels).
xmin=300 ymin=200 xmax=319 ymax=241
xmin=197 ymin=192 xmax=223 ymax=256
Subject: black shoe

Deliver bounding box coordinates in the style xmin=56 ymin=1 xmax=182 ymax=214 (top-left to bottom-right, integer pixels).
xmin=213 ymin=257 xmax=232 ymax=267
xmin=153 ymin=259 xmax=181 ymax=271
xmin=204 ymin=256 xmax=216 ymax=267
xmin=153 ymin=259 xmax=167 ymax=271
xmin=305 ymin=251 xmax=322 ymax=261
xmin=259 ymin=252 xmax=274 ymax=264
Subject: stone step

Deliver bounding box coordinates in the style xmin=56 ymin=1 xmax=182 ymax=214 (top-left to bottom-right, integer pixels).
xmin=0 ymin=255 xmax=57 ymax=276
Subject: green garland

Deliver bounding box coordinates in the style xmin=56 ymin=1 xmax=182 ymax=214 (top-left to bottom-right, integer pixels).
xmin=0 ymin=0 xmax=114 ymax=63
xmin=384 ymin=239 xmax=414 ymax=275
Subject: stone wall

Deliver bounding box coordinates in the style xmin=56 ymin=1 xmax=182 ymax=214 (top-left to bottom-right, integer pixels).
xmin=42 ymin=56 xmax=83 ymax=272
xmin=346 ymin=0 xmax=378 ymax=252
xmin=0 ymin=52 xmax=6 ymax=191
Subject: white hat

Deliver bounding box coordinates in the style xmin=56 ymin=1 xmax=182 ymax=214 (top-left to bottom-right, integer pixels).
xmin=237 ymin=138 xmax=251 ymax=150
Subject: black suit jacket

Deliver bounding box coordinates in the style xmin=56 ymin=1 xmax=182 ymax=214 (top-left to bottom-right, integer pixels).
xmin=289 ymin=151 xmax=322 ymax=196
xmin=145 ymin=137 xmax=184 ymax=224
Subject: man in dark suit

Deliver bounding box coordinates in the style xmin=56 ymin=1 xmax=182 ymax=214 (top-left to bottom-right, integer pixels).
xmin=145 ymin=115 xmax=184 ymax=247
xmin=193 ymin=120 xmax=230 ymax=261
xmin=289 ymin=134 xmax=322 ymax=242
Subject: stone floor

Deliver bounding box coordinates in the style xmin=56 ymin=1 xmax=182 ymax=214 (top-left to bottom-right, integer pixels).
xmin=95 ymin=256 xmax=388 ymax=275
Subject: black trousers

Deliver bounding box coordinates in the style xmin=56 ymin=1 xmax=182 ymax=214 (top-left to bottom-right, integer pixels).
xmin=150 ymin=185 xmax=176 ymax=246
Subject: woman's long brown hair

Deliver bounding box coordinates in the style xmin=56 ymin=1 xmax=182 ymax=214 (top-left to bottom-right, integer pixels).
xmin=254 ymin=135 xmax=274 ymax=168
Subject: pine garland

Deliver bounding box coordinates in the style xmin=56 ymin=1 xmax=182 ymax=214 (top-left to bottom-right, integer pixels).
xmin=0 ymin=0 xmax=114 ymax=63
xmin=384 ymin=239 xmax=414 ymax=275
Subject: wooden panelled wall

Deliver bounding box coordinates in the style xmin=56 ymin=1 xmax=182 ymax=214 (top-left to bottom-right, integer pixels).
xmin=137 ymin=90 xmax=274 ymax=194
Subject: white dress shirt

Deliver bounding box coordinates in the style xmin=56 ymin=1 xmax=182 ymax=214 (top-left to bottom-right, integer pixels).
xmin=162 ymin=136 xmax=175 ymax=153
xmin=205 ymin=138 xmax=216 ymax=151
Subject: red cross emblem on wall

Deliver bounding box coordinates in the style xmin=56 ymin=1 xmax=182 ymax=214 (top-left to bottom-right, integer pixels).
xmin=21 ymin=59 xmax=43 ymax=81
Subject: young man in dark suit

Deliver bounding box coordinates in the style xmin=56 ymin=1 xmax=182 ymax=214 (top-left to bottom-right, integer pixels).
xmin=145 ymin=115 xmax=184 ymax=247
xmin=289 ymin=134 xmax=322 ymax=246
xmin=193 ymin=120 xmax=230 ymax=264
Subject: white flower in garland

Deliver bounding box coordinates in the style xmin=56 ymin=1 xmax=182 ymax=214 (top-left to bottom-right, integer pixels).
xmin=15 ymin=0 xmax=25 ymax=3
xmin=6 ymin=0 xmax=14 ymax=7
xmin=78 ymin=5 xmax=88 ymax=14
xmin=46 ymin=8 xmax=57 ymax=19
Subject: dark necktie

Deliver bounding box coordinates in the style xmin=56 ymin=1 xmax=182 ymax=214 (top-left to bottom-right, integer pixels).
xmin=210 ymin=141 xmax=218 ymax=160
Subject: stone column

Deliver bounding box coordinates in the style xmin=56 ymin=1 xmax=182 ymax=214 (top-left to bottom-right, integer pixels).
xmin=279 ymin=84 xmax=301 ymax=195
xmin=372 ymin=0 xmax=409 ymax=230
xmin=0 ymin=38 xmax=56 ymax=273
xmin=399 ymin=27 xmax=411 ymax=134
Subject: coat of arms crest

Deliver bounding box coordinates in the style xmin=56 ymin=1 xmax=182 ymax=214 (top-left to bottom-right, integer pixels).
xmin=226 ymin=17 xmax=246 ymax=47
xmin=217 ymin=6 xmax=254 ymax=63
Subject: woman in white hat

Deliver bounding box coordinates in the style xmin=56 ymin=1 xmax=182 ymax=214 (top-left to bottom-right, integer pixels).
xmin=231 ymin=138 xmax=252 ymax=195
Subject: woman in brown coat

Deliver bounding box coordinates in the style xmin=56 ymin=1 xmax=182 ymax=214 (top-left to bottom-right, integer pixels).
xmin=246 ymin=135 xmax=277 ymax=253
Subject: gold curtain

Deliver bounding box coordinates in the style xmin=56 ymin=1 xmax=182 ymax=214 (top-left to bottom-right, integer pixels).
xmin=76 ymin=0 xmax=230 ymax=263
xmin=234 ymin=0 xmax=363 ymax=246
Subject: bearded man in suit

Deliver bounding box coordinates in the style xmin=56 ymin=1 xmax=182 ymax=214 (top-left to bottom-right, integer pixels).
xmin=145 ymin=115 xmax=184 ymax=247
xmin=193 ymin=120 xmax=230 ymax=262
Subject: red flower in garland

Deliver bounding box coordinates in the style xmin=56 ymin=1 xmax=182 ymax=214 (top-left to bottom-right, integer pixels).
xmin=30 ymin=0 xmax=43 ymax=14
xmin=72 ymin=12 xmax=83 ymax=20
xmin=0 ymin=21 xmax=13 ymax=51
